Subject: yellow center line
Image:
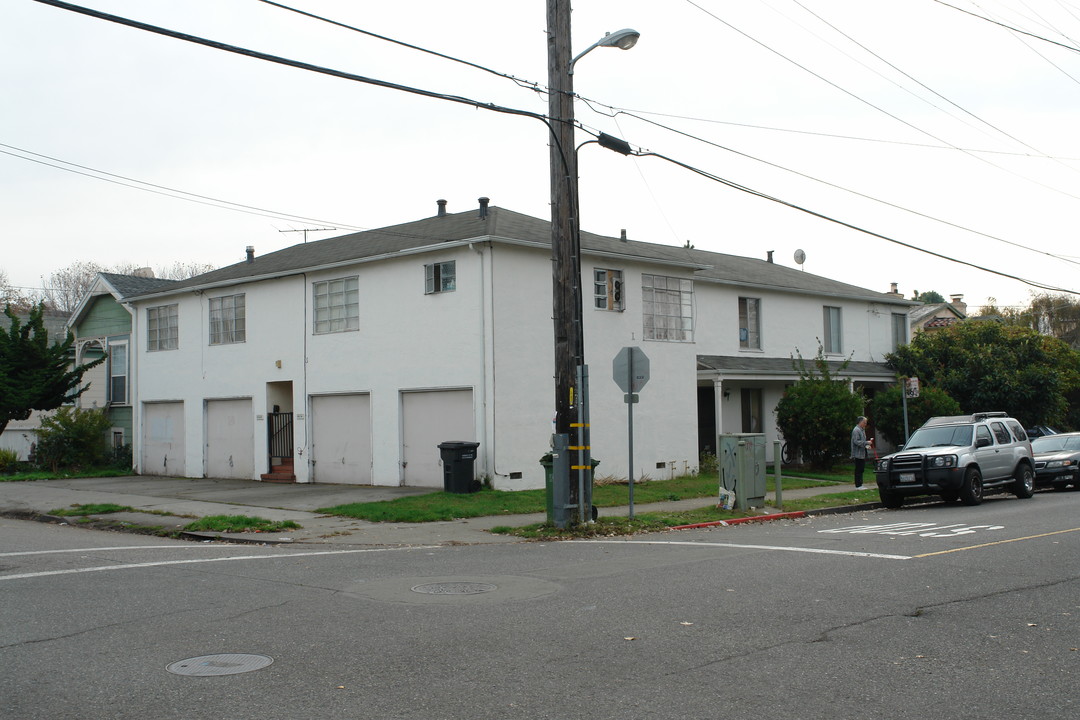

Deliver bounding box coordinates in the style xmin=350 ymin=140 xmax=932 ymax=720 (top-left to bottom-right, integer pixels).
xmin=914 ymin=527 xmax=1080 ymax=557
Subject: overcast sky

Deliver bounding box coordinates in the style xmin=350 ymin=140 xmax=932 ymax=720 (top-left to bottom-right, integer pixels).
xmin=3 ymin=0 xmax=1079 ymax=311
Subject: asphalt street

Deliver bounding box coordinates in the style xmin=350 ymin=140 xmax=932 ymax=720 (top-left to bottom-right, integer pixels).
xmin=2 ymin=489 xmax=1077 ymax=719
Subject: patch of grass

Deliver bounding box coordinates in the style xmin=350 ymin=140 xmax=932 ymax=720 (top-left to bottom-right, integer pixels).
xmin=318 ymin=473 xmax=840 ymax=524
xmin=771 ymin=487 xmax=879 ymax=512
xmin=182 ymin=515 xmax=301 ymax=533
xmin=2 ymin=467 xmax=135 ymax=482
xmin=49 ymin=503 xmax=135 ymax=517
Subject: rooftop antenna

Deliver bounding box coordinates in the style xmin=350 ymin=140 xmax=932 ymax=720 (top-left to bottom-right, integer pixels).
xmin=278 ymin=227 xmax=337 ymax=243
xmin=794 ymin=249 xmax=806 ymax=270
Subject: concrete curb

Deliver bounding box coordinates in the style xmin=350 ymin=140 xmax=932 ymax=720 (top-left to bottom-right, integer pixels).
xmin=668 ymin=501 xmax=881 ymax=531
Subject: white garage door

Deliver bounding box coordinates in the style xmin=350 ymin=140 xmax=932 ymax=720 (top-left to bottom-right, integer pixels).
xmin=142 ymin=402 xmax=185 ymax=477
xmin=402 ymin=389 xmax=474 ymax=488
xmin=206 ymin=399 xmax=254 ymax=480
xmin=312 ymin=394 xmax=372 ymax=485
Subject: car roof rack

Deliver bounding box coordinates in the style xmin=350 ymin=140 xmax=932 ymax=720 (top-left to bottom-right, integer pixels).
xmin=971 ymin=412 xmax=1008 ymax=421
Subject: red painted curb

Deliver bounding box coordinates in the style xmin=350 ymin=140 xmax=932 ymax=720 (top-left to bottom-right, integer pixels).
xmin=669 ymin=511 xmax=807 ymax=531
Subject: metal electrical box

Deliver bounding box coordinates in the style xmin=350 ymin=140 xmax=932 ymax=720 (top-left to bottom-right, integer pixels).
xmin=718 ymin=433 xmax=767 ymax=508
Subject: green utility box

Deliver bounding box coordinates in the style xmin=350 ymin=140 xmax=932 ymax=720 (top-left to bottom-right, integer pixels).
xmin=718 ymin=433 xmax=767 ymax=508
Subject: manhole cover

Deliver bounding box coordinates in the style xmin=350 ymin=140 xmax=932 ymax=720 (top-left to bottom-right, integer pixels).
xmin=411 ymin=581 xmax=498 ymax=595
xmin=166 ymin=654 xmax=274 ymax=677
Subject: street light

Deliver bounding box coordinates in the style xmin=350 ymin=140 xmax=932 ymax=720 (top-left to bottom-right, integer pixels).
xmin=569 ymin=28 xmax=641 ymax=74
xmin=547 ymin=1 xmax=639 ymax=528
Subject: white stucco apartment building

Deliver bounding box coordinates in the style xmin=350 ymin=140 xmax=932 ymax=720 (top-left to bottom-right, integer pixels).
xmin=124 ymin=199 xmax=914 ymax=490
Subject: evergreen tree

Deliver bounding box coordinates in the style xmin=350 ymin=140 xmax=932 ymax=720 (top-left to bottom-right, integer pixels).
xmin=0 ymin=303 xmax=104 ymax=436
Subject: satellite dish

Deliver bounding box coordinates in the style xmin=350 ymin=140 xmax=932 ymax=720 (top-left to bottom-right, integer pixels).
xmin=794 ymin=249 xmax=806 ymax=265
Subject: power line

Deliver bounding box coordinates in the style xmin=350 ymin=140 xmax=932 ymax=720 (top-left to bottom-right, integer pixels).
xmin=933 ymin=0 xmax=1080 ymax=53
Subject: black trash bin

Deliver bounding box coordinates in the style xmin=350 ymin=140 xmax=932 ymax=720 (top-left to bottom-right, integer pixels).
xmin=438 ymin=441 xmax=480 ymax=493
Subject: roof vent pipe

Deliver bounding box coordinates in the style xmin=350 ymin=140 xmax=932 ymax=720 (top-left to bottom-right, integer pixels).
xmin=620 ymin=229 xmax=627 ymax=242
xmin=437 ymin=199 xmax=447 ymax=216
xmin=246 ymin=246 xmax=255 ymax=264
xmin=767 ymin=250 xmax=774 ymax=263
xmin=478 ymin=197 xmax=489 ymax=218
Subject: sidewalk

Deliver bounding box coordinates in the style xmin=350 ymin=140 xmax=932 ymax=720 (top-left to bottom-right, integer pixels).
xmin=0 ymin=475 xmax=873 ymax=546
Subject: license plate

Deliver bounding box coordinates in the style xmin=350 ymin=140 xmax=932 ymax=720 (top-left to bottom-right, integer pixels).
xmin=899 ymin=473 xmax=916 ymax=483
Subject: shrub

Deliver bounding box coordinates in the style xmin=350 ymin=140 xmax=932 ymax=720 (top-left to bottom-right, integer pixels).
xmin=34 ymin=407 xmax=112 ymax=472
xmin=0 ymin=447 xmax=19 ymax=474
xmin=869 ymin=383 xmax=962 ymax=445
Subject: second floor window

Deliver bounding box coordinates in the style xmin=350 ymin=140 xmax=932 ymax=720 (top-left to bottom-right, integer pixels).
xmin=594 ymin=269 xmax=623 ymax=311
xmin=425 ymin=261 xmax=456 ymax=294
xmin=313 ymin=276 xmax=359 ymax=334
xmin=739 ymin=297 xmax=761 ymax=349
xmin=108 ymin=342 xmax=128 ymax=405
xmin=209 ymin=294 xmax=246 ymax=345
xmin=147 ymin=304 xmax=178 ymax=352
xmin=824 ymin=306 xmax=842 ymax=354
xmin=642 ymin=274 xmax=693 ymax=341
xmin=891 ymin=312 xmax=907 ymax=351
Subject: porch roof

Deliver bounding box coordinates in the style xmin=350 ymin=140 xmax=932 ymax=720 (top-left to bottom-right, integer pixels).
xmin=697 ymin=354 xmax=894 ymax=381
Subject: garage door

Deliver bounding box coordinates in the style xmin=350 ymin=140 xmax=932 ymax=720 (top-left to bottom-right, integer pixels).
xmin=312 ymin=394 xmax=372 ymax=484
xmin=206 ymin=399 xmax=254 ymax=480
xmin=142 ymin=402 xmax=185 ymax=476
xmin=402 ymin=389 xmax=474 ymax=487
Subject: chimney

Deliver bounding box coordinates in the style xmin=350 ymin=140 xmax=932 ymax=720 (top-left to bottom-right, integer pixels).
xmin=478 ymin=197 xmax=490 ymax=219
xmin=766 ymin=250 xmax=774 ymax=263
xmin=133 ymin=267 xmax=154 ymax=278
xmin=620 ymin=229 xmax=627 ymax=242
xmin=437 ymin=199 xmax=447 ymax=217
xmin=890 ymin=282 xmax=898 ymax=294
xmin=246 ymin=246 xmax=255 ymax=264
xmin=950 ymin=294 xmax=967 ymax=315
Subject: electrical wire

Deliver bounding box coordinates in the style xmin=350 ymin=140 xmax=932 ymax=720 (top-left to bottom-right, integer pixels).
xmin=933 ymin=0 xmax=1080 ymax=52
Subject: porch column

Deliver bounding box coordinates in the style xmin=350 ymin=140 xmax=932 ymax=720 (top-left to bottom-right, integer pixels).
xmin=713 ymin=377 xmax=725 ymax=444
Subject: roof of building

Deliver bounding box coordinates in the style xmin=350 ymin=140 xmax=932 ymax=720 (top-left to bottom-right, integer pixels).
xmin=126 ymin=204 xmax=915 ymax=306
xmin=99 ymin=272 xmax=180 ymax=298
xmin=697 ymin=354 xmax=893 ymax=379
xmin=909 ymin=301 xmax=967 ymax=326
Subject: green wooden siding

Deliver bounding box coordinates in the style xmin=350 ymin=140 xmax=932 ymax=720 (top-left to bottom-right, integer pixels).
xmin=108 ymin=406 xmax=133 ymax=445
xmin=77 ymin=295 xmax=131 ymax=337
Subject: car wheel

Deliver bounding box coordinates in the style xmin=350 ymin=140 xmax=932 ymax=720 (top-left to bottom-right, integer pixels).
xmin=879 ymin=488 xmax=903 ymax=509
xmin=960 ymin=467 xmax=983 ymax=506
xmin=1012 ymin=465 xmax=1035 ymax=499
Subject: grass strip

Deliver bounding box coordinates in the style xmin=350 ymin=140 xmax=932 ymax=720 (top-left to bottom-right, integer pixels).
xmin=183 ymin=515 xmax=301 ymax=533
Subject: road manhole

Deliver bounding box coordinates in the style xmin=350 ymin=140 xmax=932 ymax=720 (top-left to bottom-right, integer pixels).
xmin=166 ymin=653 xmax=274 ymax=677
xmin=411 ymin=581 xmax=498 ymax=595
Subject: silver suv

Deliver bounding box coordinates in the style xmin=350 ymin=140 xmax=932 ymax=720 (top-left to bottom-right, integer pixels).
xmin=874 ymin=412 xmax=1035 ymax=508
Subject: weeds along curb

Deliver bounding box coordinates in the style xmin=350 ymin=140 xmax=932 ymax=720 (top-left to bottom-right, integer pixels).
xmin=667 ymin=501 xmax=882 ymax=531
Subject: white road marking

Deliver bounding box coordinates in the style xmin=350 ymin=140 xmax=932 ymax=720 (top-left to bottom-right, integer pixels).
xmin=818 ymin=522 xmax=1005 ymax=537
xmin=588 ymin=539 xmax=911 ymax=560
xmin=0 ymin=545 xmax=439 ymax=581
xmin=0 ymin=545 xmax=240 ymax=557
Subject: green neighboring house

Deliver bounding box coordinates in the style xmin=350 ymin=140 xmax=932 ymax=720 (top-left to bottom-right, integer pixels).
xmin=68 ymin=272 xmax=179 ymax=453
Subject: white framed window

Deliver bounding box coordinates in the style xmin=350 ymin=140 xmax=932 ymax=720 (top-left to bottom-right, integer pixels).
xmin=642 ymin=274 xmax=693 ymax=341
xmin=824 ymin=306 xmax=843 ymax=354
xmin=425 ymin=261 xmax=456 ymax=294
xmin=739 ymin=297 xmax=761 ymax=349
xmin=209 ymin=294 xmax=246 ymax=345
xmin=594 ymin=269 xmax=624 ymax=311
xmin=891 ymin=312 xmax=907 ymax=351
xmin=313 ymin=276 xmax=359 ymax=334
xmin=108 ymin=341 xmax=128 ymax=405
xmin=147 ymin=304 xmax=178 ymax=352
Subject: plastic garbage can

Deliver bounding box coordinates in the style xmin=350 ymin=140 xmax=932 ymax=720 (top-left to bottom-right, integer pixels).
xmin=438 ymin=441 xmax=480 ymax=493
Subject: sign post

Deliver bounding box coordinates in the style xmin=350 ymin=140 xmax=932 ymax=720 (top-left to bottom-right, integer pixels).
xmin=613 ymin=347 xmax=650 ymax=518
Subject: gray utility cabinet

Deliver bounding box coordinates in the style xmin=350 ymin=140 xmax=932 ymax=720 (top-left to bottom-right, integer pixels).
xmin=718 ymin=433 xmax=767 ymax=508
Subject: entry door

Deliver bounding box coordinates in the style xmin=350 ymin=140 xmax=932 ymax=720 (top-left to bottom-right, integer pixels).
xmin=311 ymin=394 xmax=372 ymax=484
xmin=402 ymin=390 xmax=474 ymax=487
xmin=206 ymin=399 xmax=254 ymax=479
xmin=142 ymin=402 xmax=185 ymax=476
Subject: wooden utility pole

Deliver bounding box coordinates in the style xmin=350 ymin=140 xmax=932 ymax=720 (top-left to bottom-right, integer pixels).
xmin=547 ymin=0 xmax=584 ymax=527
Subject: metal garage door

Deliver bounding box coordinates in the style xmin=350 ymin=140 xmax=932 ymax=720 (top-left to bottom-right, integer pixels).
xmin=312 ymin=394 xmax=372 ymax=484
xmin=206 ymin=399 xmax=254 ymax=480
xmin=402 ymin=389 xmax=474 ymax=487
xmin=142 ymin=402 xmax=185 ymax=476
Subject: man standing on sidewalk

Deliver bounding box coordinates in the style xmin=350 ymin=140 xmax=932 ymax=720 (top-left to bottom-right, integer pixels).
xmin=850 ymin=416 xmax=872 ymax=489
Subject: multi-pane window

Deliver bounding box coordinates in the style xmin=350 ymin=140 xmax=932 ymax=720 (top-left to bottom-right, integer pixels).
xmin=823 ymin=306 xmax=842 ymax=354
xmin=313 ymin=276 xmax=359 ymax=334
xmin=147 ymin=304 xmax=179 ymax=351
xmin=425 ymin=261 xmax=456 ymax=294
xmin=108 ymin=342 xmax=128 ymax=405
xmin=209 ymin=294 xmax=246 ymax=345
xmin=891 ymin=312 xmax=907 ymax=351
xmin=594 ymin=269 xmax=623 ymax=311
xmin=739 ymin=297 xmax=761 ymax=349
xmin=642 ymin=274 xmax=693 ymax=341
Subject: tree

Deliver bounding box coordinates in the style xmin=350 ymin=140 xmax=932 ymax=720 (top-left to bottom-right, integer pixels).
xmin=0 ymin=303 xmax=105 ymax=437
xmin=885 ymin=321 xmax=1080 ymax=428
xmin=775 ymin=346 xmax=865 ymax=470
xmin=911 ymin=290 xmax=945 ymax=304
xmin=869 ymin=383 xmax=961 ymax=445
xmin=39 ymin=260 xmax=217 ymax=313
xmin=1018 ymin=293 xmax=1080 ymax=349
xmin=0 ymin=269 xmax=36 ymax=313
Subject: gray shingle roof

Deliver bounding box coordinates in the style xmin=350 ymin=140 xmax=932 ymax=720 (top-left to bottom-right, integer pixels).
xmin=698 ymin=354 xmax=893 ymax=378
xmin=100 ymin=272 xmax=180 ymax=298
xmin=125 ymin=205 xmax=914 ymax=306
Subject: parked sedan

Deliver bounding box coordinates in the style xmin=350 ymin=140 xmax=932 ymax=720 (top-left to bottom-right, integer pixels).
xmin=1031 ymin=432 xmax=1080 ymax=489
xmin=1026 ymin=425 xmax=1059 ymax=439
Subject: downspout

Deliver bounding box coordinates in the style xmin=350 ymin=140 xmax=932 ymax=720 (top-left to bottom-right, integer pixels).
xmin=301 ymin=273 xmax=310 ymax=483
